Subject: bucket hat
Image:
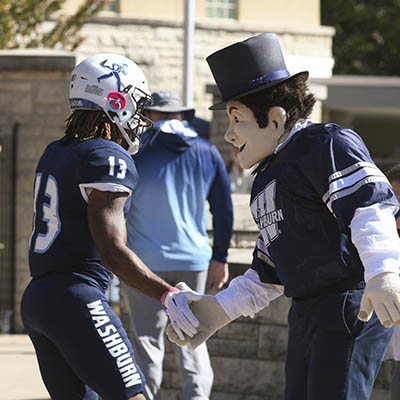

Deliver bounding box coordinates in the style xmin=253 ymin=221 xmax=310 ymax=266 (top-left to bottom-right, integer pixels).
xmin=206 ymin=32 xmax=309 ymax=110
xmin=145 ymin=90 xmax=195 ymax=121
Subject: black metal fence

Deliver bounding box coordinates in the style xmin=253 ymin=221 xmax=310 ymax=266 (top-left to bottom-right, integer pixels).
xmin=0 ymin=123 xmax=17 ymax=333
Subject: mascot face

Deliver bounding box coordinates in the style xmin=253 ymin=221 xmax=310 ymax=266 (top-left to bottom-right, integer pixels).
xmin=224 ymin=101 xmax=286 ymax=169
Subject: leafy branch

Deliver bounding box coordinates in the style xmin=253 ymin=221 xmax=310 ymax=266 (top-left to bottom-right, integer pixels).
xmin=0 ymin=0 xmax=108 ymax=50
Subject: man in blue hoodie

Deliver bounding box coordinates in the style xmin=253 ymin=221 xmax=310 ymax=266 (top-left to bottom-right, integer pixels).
xmin=120 ymin=90 xmax=233 ymax=400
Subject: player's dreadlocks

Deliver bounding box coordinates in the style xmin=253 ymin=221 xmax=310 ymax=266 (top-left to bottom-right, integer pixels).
xmin=61 ymin=110 xmax=123 ymax=145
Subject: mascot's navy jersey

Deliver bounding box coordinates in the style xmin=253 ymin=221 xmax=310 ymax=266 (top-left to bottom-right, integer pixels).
xmin=250 ymin=122 xmax=398 ymax=298
xmin=29 ymin=138 xmax=138 ymax=289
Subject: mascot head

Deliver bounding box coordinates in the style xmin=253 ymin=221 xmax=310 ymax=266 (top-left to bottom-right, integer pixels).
xmin=207 ymin=33 xmax=315 ymax=169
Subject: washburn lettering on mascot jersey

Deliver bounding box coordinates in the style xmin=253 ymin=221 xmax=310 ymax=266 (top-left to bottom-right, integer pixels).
xmin=86 ymin=300 xmax=142 ymax=387
xmin=251 ymin=180 xmax=284 ymax=247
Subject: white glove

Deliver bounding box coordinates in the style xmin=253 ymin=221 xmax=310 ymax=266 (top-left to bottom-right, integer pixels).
xmin=161 ymin=284 xmax=202 ymax=340
xmin=358 ymin=272 xmax=400 ymax=327
xmin=166 ymin=286 xmax=233 ymax=350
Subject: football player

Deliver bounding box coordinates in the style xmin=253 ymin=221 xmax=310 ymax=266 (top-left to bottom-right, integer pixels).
xmin=167 ymin=33 xmax=400 ymax=400
xmin=21 ymin=54 xmax=199 ymax=400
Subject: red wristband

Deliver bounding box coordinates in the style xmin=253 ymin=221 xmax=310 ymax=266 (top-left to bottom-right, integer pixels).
xmin=160 ymin=287 xmax=180 ymax=305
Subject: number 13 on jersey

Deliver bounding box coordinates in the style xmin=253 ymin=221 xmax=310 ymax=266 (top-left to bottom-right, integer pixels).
xmin=30 ymin=173 xmax=61 ymax=253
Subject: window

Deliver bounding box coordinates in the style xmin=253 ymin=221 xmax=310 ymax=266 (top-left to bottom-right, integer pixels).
xmin=206 ymin=0 xmax=238 ymax=19
xmin=103 ymin=0 xmax=120 ymax=12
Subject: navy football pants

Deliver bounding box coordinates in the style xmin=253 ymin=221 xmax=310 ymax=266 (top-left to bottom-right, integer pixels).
xmin=285 ymin=289 xmax=393 ymax=400
xmin=21 ymin=274 xmax=145 ymax=400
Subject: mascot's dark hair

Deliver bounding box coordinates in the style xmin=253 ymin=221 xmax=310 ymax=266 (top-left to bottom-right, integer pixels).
xmin=61 ymin=110 xmax=123 ymax=145
xmin=387 ymin=164 xmax=400 ymax=183
xmin=238 ymin=73 xmax=316 ymax=132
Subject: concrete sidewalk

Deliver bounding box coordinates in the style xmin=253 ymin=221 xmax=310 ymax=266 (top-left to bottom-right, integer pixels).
xmin=0 ymin=334 xmax=49 ymax=400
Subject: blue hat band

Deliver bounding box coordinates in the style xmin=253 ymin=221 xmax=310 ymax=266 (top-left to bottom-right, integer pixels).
xmin=228 ymin=69 xmax=289 ymax=100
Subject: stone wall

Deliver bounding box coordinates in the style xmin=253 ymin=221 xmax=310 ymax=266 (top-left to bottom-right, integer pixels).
xmin=75 ymin=17 xmax=335 ymax=123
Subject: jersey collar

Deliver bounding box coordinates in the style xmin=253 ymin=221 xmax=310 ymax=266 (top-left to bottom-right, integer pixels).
xmin=274 ymin=119 xmax=310 ymax=154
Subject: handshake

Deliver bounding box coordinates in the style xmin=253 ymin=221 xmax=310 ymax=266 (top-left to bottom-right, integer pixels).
xmin=162 ymin=282 xmax=232 ymax=350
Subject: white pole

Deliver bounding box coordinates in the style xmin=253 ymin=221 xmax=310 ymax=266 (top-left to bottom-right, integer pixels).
xmin=183 ymin=0 xmax=195 ymax=107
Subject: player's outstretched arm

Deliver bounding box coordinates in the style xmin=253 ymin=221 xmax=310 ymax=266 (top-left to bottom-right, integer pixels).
xmin=87 ymin=189 xmax=199 ymax=337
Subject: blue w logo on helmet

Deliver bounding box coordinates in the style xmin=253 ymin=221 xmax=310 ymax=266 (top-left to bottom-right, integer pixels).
xmin=97 ymin=60 xmax=128 ymax=92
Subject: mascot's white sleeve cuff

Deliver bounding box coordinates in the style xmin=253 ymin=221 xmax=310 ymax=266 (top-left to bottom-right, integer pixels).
xmin=351 ymin=203 xmax=400 ymax=282
xmin=215 ymin=268 xmax=284 ymax=319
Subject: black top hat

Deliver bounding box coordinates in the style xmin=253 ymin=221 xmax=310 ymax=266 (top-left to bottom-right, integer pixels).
xmin=144 ymin=90 xmax=195 ymax=121
xmin=206 ymin=33 xmax=308 ymax=110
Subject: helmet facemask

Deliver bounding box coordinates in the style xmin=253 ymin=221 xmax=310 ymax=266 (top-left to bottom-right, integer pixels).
xmin=104 ymin=86 xmax=153 ymax=154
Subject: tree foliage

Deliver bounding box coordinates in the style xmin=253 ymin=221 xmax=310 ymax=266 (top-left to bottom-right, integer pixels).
xmin=321 ymin=0 xmax=400 ymax=75
xmin=0 ymin=0 xmax=108 ymax=50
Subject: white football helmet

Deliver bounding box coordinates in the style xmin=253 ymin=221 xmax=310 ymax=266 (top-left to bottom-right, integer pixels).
xmin=70 ymin=53 xmax=152 ymax=154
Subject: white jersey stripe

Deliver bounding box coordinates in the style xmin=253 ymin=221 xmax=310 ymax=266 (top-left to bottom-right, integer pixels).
xmin=322 ymin=163 xmax=389 ymax=206
xmin=326 ymin=165 xmax=387 ymax=198
xmin=325 ymin=175 xmax=389 ymax=213
xmin=328 ymin=161 xmax=375 ymax=182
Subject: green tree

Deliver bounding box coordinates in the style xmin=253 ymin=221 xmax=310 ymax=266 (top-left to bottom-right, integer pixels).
xmin=0 ymin=0 xmax=108 ymax=50
xmin=321 ymin=0 xmax=400 ymax=75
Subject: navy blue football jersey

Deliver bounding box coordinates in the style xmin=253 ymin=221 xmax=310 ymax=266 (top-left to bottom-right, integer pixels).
xmin=250 ymin=122 xmax=399 ymax=298
xmin=29 ymin=138 xmax=138 ymax=289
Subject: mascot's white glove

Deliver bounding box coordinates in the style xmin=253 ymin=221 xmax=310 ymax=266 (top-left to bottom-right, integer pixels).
xmin=358 ymin=272 xmax=400 ymax=327
xmin=161 ymin=285 xmax=202 ymax=340
xmin=166 ymin=283 xmax=233 ymax=350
